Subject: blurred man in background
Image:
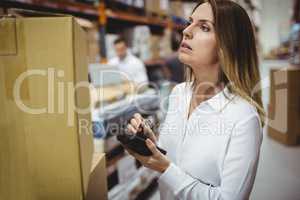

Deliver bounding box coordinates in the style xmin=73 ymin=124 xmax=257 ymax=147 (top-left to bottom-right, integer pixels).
xmin=109 ymin=37 xmax=149 ymax=85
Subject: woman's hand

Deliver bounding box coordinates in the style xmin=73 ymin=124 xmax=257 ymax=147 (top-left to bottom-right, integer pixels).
xmin=127 ymin=113 xmax=157 ymax=143
xmin=125 ymin=113 xmax=170 ymax=173
xmin=124 ymin=139 xmax=170 ymax=173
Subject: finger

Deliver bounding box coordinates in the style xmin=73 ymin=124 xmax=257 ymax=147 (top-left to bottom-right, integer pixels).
xmin=127 ymin=124 xmax=137 ymax=134
xmin=140 ymin=123 xmax=157 ymax=142
xmin=135 ymin=154 xmax=148 ymax=162
xmin=133 ymin=113 xmax=143 ymax=121
xmin=146 ymin=139 xmax=160 ymax=156
xmin=130 ymin=118 xmax=140 ymax=130
xmin=146 ymin=128 xmax=157 ymax=142
xmin=134 ymin=114 xmax=143 ymax=131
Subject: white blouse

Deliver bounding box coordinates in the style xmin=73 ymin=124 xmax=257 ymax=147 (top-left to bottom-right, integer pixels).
xmin=157 ymin=82 xmax=263 ymax=200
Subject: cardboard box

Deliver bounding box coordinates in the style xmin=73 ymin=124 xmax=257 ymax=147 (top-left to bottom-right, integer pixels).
xmin=269 ymin=67 xmax=300 ymax=107
xmin=0 ymin=16 xmax=106 ymax=199
xmin=0 ymin=8 xmax=5 ymax=15
xmin=267 ymin=104 xmax=300 ymax=145
xmin=147 ymin=0 xmax=160 ymax=13
xmin=170 ymin=1 xmax=184 ymax=17
xmin=150 ymin=35 xmax=162 ymax=60
xmin=145 ymin=0 xmax=168 ymax=16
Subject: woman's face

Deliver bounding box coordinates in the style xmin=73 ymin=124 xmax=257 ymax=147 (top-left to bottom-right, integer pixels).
xmin=178 ymin=2 xmax=218 ymax=69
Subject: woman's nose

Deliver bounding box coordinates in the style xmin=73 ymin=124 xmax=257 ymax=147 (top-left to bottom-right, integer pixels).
xmin=183 ymin=25 xmax=193 ymax=40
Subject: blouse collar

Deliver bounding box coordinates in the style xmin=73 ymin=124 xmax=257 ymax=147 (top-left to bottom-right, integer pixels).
xmin=187 ymin=82 xmax=236 ymax=113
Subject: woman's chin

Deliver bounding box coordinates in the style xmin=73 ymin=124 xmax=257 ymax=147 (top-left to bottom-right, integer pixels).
xmin=178 ymin=52 xmax=191 ymax=65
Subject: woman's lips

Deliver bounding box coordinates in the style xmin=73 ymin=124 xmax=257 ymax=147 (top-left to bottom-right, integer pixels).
xmin=180 ymin=42 xmax=192 ymax=50
xmin=180 ymin=42 xmax=192 ymax=54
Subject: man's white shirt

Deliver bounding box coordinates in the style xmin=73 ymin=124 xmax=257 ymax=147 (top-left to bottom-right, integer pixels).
xmin=108 ymin=52 xmax=148 ymax=85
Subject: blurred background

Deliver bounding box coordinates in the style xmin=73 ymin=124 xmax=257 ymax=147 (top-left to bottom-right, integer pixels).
xmin=0 ymin=0 xmax=299 ymax=200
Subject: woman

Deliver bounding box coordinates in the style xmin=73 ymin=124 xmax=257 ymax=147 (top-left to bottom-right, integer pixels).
xmin=125 ymin=0 xmax=265 ymax=199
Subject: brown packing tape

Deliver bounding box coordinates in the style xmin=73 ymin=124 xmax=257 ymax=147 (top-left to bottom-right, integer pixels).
xmin=1 ymin=17 xmax=30 ymax=101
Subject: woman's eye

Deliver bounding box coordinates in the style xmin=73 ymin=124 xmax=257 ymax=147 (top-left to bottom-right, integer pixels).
xmin=200 ymin=25 xmax=210 ymax=32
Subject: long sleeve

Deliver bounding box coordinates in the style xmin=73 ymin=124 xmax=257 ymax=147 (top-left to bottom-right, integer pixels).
xmin=156 ymin=84 xmax=181 ymax=147
xmin=158 ymin=114 xmax=263 ymax=200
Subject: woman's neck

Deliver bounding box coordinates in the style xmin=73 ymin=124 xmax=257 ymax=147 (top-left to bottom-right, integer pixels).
xmin=192 ymin=64 xmax=222 ymax=97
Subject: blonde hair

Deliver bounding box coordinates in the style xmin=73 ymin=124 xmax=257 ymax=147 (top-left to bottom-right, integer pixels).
xmin=185 ymin=0 xmax=265 ymax=126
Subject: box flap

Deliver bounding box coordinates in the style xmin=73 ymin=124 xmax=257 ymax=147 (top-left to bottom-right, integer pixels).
xmin=0 ymin=17 xmax=17 ymax=56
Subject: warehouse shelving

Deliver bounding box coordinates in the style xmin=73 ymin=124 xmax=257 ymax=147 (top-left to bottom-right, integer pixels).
xmin=0 ymin=0 xmax=98 ymax=17
xmin=0 ymin=0 xmax=186 ymax=62
xmin=293 ymin=0 xmax=300 ymax=22
xmin=0 ymin=1 xmax=268 ymax=199
xmin=0 ymin=0 xmax=185 ymax=30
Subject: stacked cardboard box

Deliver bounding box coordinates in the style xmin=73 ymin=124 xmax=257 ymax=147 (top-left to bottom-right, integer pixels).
xmin=160 ymin=28 xmax=172 ymax=58
xmin=170 ymin=1 xmax=184 ymax=17
xmin=150 ymin=35 xmax=162 ymax=60
xmin=0 ymin=8 xmax=5 ymax=15
xmin=0 ymin=15 xmax=107 ymax=199
xmin=145 ymin=0 xmax=169 ymax=16
xmin=267 ymin=67 xmax=300 ymax=145
xmin=149 ymin=31 xmax=172 ymax=60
